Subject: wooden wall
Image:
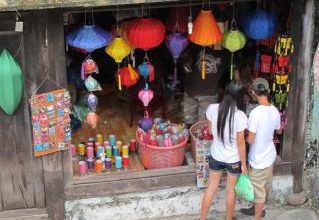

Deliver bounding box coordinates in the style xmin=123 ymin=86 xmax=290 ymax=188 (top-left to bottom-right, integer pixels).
xmin=0 ymin=10 xmax=71 ymax=219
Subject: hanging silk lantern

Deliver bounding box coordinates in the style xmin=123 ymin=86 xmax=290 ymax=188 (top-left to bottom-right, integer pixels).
xmin=127 ymin=18 xmax=166 ymax=51
xmin=86 ymin=112 xmax=100 ymax=129
xmin=241 ymin=9 xmax=278 ymax=41
xmin=118 ymin=64 xmax=140 ymax=87
xmin=138 ymin=87 xmax=154 ymax=107
xmin=66 ymin=25 xmax=113 ymax=52
xmin=166 ymin=33 xmax=189 ymax=88
xmin=0 ymin=49 xmax=24 ymax=115
xmin=138 ymin=116 xmax=154 ymax=132
xmin=166 ymin=7 xmax=189 ymax=34
xmin=87 ymin=93 xmax=98 ymax=112
xmin=81 ymin=57 xmax=99 ymax=80
xmin=190 ymin=10 xmax=223 ymax=80
xmin=85 ymin=76 xmax=102 ymax=92
xmin=105 ymin=37 xmax=132 ymax=63
xmin=138 ymin=61 xmax=155 ymax=82
xmin=190 ymin=10 xmax=223 ymax=46
xmin=166 ymin=33 xmax=189 ymax=59
xmin=222 ymin=28 xmax=246 ymax=79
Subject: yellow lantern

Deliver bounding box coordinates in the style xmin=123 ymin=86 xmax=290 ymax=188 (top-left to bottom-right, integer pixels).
xmin=105 ymin=37 xmax=131 ymax=63
xmin=105 ymin=37 xmax=132 ymax=91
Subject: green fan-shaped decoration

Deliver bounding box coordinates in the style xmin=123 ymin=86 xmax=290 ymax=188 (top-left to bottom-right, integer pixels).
xmin=0 ymin=49 xmax=24 ymax=115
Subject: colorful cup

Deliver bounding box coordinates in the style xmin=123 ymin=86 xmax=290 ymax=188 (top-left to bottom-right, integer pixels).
xmin=105 ymin=145 xmax=112 ymax=158
xmin=86 ymin=146 xmax=94 ymax=158
xmin=95 ymin=159 xmax=103 ymax=172
xmin=79 ymin=161 xmax=87 ymax=175
xmin=87 ymin=158 xmax=95 ymax=172
xmin=78 ymin=144 xmax=85 ymax=156
xmin=122 ymin=155 xmax=129 ymax=167
xmin=116 ymin=141 xmax=123 ymax=154
xmin=113 ymin=146 xmax=119 ymax=157
xmin=105 ymin=158 xmax=112 ymax=169
xmin=122 ymin=145 xmax=129 ymax=156
xmin=96 ymin=146 xmax=104 ymax=158
xmin=115 ymin=156 xmax=122 ymax=169
xmin=96 ymin=134 xmax=103 ymax=144
xmin=103 ymin=141 xmax=110 ymax=147
xmin=109 ymin=135 xmax=116 ymax=146
xmin=130 ymin=139 xmax=136 ymax=153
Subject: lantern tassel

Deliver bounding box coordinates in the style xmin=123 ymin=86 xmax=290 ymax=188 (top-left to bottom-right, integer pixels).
xmin=201 ymin=59 xmax=206 ymax=80
xmin=230 ymin=53 xmax=234 ymax=80
xmin=173 ymin=59 xmax=178 ymax=86
xmin=118 ymin=74 xmax=122 ymax=91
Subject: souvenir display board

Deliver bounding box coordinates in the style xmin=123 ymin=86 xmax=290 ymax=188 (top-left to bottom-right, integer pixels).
xmin=30 ymin=89 xmax=71 ymax=157
xmin=195 ymin=139 xmax=212 ymax=188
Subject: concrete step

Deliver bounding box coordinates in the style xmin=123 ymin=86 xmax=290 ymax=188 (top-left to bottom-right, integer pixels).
xmin=153 ymin=208 xmax=319 ymax=220
xmin=0 ymin=208 xmax=49 ymax=220
xmin=65 ymin=175 xmax=293 ymax=220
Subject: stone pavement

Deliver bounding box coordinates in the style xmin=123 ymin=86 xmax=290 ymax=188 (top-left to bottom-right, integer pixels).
xmin=151 ymin=206 xmax=319 ymax=220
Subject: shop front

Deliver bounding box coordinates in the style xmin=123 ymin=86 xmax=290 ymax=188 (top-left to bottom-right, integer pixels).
xmin=0 ymin=0 xmax=315 ymax=219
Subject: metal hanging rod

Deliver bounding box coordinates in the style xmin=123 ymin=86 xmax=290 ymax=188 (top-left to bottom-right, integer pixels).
xmin=65 ymin=0 xmax=257 ymax=14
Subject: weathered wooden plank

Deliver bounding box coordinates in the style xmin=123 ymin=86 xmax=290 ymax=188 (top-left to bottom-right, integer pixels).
xmin=0 ymin=18 xmax=38 ymax=211
xmin=66 ymin=172 xmax=196 ymax=200
xmin=73 ymin=164 xmax=196 ymax=184
xmin=0 ymin=208 xmax=48 ymax=218
xmin=35 ymin=10 xmax=68 ymax=220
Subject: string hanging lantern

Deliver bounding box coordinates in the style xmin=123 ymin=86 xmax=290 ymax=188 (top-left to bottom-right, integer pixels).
xmin=166 ymin=7 xmax=189 ymax=34
xmin=118 ymin=64 xmax=140 ymax=88
xmin=190 ymin=8 xmax=223 ymax=80
xmin=87 ymin=93 xmax=99 ymax=112
xmin=81 ymin=56 xmax=99 ymax=80
xmin=66 ymin=25 xmax=112 ymax=53
xmin=241 ymin=9 xmax=278 ymax=41
xmin=86 ymin=112 xmax=100 ymax=129
xmin=166 ymin=33 xmax=189 ymax=88
xmin=127 ymin=17 xmax=166 ymax=58
xmin=221 ymin=2 xmax=246 ymax=79
xmin=66 ymin=9 xmax=112 ymax=52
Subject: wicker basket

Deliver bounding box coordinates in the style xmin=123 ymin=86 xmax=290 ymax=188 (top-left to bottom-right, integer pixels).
xmin=136 ymin=129 xmax=188 ymax=169
xmin=189 ymin=120 xmax=211 ymax=160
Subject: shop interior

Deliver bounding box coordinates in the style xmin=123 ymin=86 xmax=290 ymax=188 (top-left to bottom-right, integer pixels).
xmin=64 ymin=0 xmax=294 ymax=181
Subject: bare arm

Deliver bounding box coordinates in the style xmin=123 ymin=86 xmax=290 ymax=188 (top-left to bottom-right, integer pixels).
xmin=208 ymin=121 xmax=213 ymax=135
xmin=246 ymin=131 xmax=256 ymax=145
xmin=237 ymin=131 xmax=247 ymax=174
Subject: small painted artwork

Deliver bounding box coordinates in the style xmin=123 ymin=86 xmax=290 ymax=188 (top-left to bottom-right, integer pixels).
xmin=195 ymin=139 xmax=212 ymax=188
xmin=30 ymin=89 xmax=71 ymax=157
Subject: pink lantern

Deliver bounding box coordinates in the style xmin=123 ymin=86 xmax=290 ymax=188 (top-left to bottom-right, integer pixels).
xmin=138 ymin=87 xmax=154 ymax=107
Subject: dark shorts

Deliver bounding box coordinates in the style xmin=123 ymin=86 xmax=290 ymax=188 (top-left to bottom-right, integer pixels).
xmin=209 ymin=156 xmax=241 ymax=175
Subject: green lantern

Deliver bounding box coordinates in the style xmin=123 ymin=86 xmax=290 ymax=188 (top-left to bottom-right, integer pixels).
xmin=0 ymin=49 xmax=24 ymax=115
xmin=222 ymin=30 xmax=246 ymax=53
xmin=222 ymin=29 xmax=246 ymax=80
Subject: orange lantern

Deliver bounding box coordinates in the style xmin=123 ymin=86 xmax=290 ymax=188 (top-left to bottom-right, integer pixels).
xmin=189 ymin=10 xmax=223 ymax=80
xmin=190 ymin=10 xmax=223 ymax=46
xmin=118 ymin=64 xmax=140 ymax=88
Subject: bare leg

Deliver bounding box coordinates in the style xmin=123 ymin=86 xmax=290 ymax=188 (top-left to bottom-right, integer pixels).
xmin=255 ymin=203 xmax=264 ymax=220
xmin=226 ymin=173 xmax=238 ymax=220
xmin=200 ymin=171 xmax=222 ymax=220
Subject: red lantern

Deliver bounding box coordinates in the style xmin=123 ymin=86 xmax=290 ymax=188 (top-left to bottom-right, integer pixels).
xmin=83 ymin=58 xmax=97 ymax=73
xmin=118 ymin=64 xmax=140 ymax=87
xmin=127 ymin=18 xmax=166 ymax=51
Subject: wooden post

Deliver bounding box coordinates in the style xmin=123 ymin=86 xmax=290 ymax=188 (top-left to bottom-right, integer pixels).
xmin=285 ymin=0 xmax=315 ymax=193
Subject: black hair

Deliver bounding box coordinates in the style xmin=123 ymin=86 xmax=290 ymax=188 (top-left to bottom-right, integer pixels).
xmin=217 ymin=81 xmax=245 ymax=144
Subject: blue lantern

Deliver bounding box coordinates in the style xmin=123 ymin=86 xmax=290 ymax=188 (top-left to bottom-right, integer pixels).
xmin=66 ymin=25 xmax=113 ymax=52
xmin=241 ymin=9 xmax=277 ymax=41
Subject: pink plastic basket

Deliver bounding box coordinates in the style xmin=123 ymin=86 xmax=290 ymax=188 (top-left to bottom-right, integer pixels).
xmin=136 ymin=130 xmax=188 ymax=169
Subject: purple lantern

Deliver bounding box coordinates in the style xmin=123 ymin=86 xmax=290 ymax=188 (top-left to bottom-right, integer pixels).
xmin=165 ymin=33 xmax=189 ymax=88
xmin=138 ymin=111 xmax=154 ymax=132
xmin=87 ymin=93 xmax=98 ymax=111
